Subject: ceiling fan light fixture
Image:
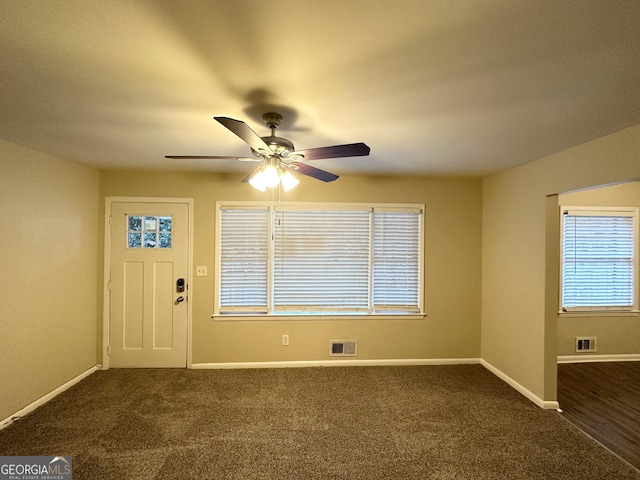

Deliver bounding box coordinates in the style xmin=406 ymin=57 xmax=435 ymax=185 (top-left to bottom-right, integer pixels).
xmin=279 ymin=170 xmax=300 ymax=192
xmin=248 ymin=164 xmax=300 ymax=192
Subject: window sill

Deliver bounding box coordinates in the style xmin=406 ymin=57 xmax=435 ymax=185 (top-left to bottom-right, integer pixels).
xmin=558 ymin=310 xmax=639 ymax=318
xmin=211 ymin=313 xmax=427 ymax=322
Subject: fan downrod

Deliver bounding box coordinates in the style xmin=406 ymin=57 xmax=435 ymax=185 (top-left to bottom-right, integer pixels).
xmin=260 ymin=112 xmax=295 ymax=156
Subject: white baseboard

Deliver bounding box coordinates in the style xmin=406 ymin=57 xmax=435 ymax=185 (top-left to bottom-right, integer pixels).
xmin=558 ymin=353 xmax=640 ymax=364
xmin=191 ymin=358 xmax=481 ymax=370
xmin=480 ymin=360 xmax=560 ymax=411
xmin=0 ymin=365 xmax=100 ymax=431
xmin=194 ymin=358 xmax=562 ymax=410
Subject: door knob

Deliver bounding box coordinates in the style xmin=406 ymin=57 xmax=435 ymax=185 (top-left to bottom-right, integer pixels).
xmin=175 ymin=296 xmax=185 ymax=304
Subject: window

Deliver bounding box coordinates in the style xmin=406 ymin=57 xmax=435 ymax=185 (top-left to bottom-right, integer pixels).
xmin=127 ymin=215 xmax=172 ymax=248
xmin=273 ymin=207 xmax=371 ymax=313
xmin=372 ymin=208 xmax=422 ymax=312
xmin=560 ymin=207 xmax=638 ymax=312
xmin=218 ymin=207 xmax=269 ymax=313
xmin=216 ymin=202 xmax=424 ymax=316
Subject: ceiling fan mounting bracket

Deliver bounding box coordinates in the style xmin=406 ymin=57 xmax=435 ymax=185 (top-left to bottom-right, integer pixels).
xmin=262 ymin=112 xmax=283 ymax=129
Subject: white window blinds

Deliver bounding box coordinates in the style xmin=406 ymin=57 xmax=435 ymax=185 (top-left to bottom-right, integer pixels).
xmin=561 ymin=208 xmax=637 ymax=311
xmin=273 ymin=208 xmax=371 ymax=313
xmin=372 ymin=208 xmax=422 ymax=312
xmin=216 ymin=202 xmax=424 ymax=316
xmin=219 ymin=207 xmax=270 ymax=313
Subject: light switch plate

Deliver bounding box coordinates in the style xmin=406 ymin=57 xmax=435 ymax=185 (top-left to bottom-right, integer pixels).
xmin=196 ymin=266 xmax=208 ymax=277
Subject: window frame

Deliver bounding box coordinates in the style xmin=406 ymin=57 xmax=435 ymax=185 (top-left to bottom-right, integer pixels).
xmin=213 ymin=201 xmax=425 ymax=320
xmin=559 ymin=205 xmax=639 ymax=314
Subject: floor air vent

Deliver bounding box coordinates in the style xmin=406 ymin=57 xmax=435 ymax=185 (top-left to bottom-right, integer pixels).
xmin=330 ymin=340 xmax=357 ymax=356
xmin=576 ymin=337 xmax=597 ymax=353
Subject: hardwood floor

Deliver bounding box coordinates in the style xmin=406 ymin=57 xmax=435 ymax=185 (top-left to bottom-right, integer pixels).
xmin=557 ymin=361 xmax=640 ymax=470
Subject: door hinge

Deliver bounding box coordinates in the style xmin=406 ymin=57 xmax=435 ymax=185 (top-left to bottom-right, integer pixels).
xmin=109 ymin=215 xmax=112 ymax=225
xmin=107 ymin=346 xmax=111 ymax=356
xmin=108 ymin=281 xmax=112 ymax=291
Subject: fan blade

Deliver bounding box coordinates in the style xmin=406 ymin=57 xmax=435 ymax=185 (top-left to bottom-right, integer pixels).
xmin=285 ymin=162 xmax=339 ymax=182
xmin=165 ymin=155 xmax=260 ymax=161
xmin=214 ymin=117 xmax=273 ymax=157
xmin=290 ymin=142 xmax=370 ymax=161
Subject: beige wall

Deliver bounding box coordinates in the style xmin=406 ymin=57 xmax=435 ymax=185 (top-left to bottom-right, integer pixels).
xmin=482 ymin=124 xmax=640 ymax=405
xmin=99 ymin=172 xmax=483 ymax=365
xmin=0 ymin=140 xmax=99 ymax=422
xmin=557 ymin=181 xmax=640 ymax=357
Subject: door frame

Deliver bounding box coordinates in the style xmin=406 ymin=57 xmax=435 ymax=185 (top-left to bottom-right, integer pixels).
xmin=102 ymin=196 xmax=194 ymax=369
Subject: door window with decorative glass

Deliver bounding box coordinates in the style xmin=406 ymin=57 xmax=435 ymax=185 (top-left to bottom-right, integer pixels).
xmin=127 ymin=215 xmax=172 ymax=248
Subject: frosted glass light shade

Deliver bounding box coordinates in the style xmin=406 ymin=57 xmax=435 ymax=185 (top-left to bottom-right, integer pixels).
xmin=262 ymin=165 xmax=280 ymax=188
xmin=248 ymin=164 xmax=300 ymax=192
xmin=279 ymin=170 xmax=299 ymax=191
xmin=248 ymin=170 xmax=267 ymax=191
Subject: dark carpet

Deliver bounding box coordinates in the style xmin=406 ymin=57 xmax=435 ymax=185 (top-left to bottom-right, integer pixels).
xmin=0 ymin=365 xmax=638 ymax=479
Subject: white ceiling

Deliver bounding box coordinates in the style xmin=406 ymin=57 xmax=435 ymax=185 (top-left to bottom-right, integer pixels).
xmin=2 ymin=0 xmax=640 ymax=178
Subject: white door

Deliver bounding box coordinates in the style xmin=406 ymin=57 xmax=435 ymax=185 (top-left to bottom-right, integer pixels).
xmin=109 ymin=201 xmax=189 ymax=367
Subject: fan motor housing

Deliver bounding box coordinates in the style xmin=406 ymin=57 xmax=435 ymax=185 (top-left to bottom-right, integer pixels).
xmin=261 ymin=135 xmax=295 ymax=156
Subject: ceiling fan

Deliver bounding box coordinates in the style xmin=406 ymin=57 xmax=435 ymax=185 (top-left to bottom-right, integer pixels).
xmin=166 ymin=113 xmax=370 ymax=191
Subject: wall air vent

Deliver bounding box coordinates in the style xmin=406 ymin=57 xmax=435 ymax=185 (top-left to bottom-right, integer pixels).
xmin=330 ymin=340 xmax=357 ymax=356
xmin=575 ymin=337 xmax=597 ymax=353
